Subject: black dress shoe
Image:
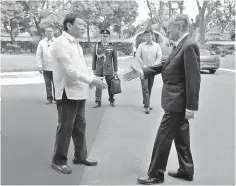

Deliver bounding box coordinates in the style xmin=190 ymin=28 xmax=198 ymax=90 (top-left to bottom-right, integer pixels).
xmin=168 ymin=171 xmax=193 ymax=181
xmin=138 ymin=176 xmax=164 ymax=185
xmin=144 ymin=108 xmax=150 ymax=114
xmin=72 ymin=158 xmax=98 ymax=166
xmin=46 ymin=99 xmax=52 ymax=104
xmin=51 ymin=162 xmax=72 ymax=174
xmin=110 ymin=102 xmax=116 ymax=107
xmin=93 ymin=102 xmax=101 ymax=108
xmin=143 ymin=106 xmax=153 ymax=110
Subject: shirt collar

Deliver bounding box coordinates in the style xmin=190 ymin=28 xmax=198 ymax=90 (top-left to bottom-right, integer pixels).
xmin=174 ymin=33 xmax=189 ymax=47
xmin=47 ymin=37 xmax=55 ymax=42
xmin=62 ymin=31 xmax=79 ymax=43
xmin=145 ymin=41 xmax=153 ymax=45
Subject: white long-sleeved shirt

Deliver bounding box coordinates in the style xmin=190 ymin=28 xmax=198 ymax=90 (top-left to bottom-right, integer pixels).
xmin=136 ymin=41 xmax=162 ymax=67
xmin=51 ymin=31 xmax=94 ymax=100
xmin=36 ymin=37 xmax=55 ymax=71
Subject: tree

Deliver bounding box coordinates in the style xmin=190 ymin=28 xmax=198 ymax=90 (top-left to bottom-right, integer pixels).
xmin=18 ymin=1 xmax=51 ymax=38
xmin=207 ymin=0 xmax=235 ymax=34
xmin=71 ymin=1 xmax=98 ymax=49
xmin=196 ymin=0 xmax=210 ymax=45
xmin=40 ymin=10 xmax=67 ymax=35
xmin=176 ymin=1 xmax=184 ymax=14
xmin=93 ymin=1 xmax=114 ymax=31
xmin=107 ymin=1 xmax=138 ymax=39
xmin=39 ymin=1 xmax=70 ymax=37
xmin=146 ymin=0 xmax=154 ymax=25
xmin=1 ymin=0 xmax=25 ymax=43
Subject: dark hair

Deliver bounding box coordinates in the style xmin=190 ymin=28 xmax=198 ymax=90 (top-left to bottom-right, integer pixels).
xmin=63 ymin=13 xmax=79 ymax=31
xmin=143 ymin=27 xmax=153 ymax=34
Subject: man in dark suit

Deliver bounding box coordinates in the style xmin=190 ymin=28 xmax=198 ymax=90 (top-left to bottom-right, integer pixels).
xmin=124 ymin=14 xmax=201 ymax=184
xmin=92 ymin=29 xmax=118 ymax=108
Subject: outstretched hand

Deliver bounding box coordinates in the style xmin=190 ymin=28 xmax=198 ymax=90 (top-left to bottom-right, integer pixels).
xmin=91 ymin=77 xmax=107 ymax=90
xmin=123 ymin=66 xmax=141 ymax=81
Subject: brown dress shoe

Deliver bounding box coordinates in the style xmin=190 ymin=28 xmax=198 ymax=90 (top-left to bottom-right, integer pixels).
xmin=168 ymin=171 xmax=193 ymax=181
xmin=51 ymin=163 xmax=72 ymax=174
xmin=138 ymin=176 xmax=164 ymax=185
xmin=72 ymin=158 xmax=98 ymax=166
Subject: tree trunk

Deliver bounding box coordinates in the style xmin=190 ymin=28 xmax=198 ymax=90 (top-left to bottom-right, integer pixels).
xmin=199 ymin=12 xmax=205 ymax=45
xmin=86 ymin=22 xmax=91 ymax=51
xmin=146 ymin=0 xmax=153 ymax=25
xmin=10 ymin=19 xmax=16 ymax=44
xmin=33 ymin=17 xmax=42 ymax=39
xmin=168 ymin=1 xmax=172 ymax=18
xmin=179 ymin=6 xmax=183 ymax=14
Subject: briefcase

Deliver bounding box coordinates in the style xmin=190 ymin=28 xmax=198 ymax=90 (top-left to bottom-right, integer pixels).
xmin=110 ymin=75 xmax=122 ymax=94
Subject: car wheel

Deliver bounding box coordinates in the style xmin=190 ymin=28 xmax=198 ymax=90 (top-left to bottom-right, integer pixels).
xmin=209 ymin=69 xmax=216 ymax=74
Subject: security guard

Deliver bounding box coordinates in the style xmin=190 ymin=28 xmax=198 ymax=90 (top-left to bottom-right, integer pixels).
xmin=92 ymin=29 xmax=118 ymax=108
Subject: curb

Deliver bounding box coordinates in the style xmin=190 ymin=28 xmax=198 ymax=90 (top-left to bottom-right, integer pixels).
xmin=218 ymin=68 xmax=236 ymax=73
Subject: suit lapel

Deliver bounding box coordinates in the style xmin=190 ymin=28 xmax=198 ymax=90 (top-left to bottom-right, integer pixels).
xmin=162 ymin=35 xmax=189 ymax=71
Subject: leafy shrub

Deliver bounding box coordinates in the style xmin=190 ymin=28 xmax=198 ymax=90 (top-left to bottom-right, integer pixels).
xmin=113 ymin=42 xmax=133 ymax=55
xmin=1 ymin=40 xmax=133 ymax=55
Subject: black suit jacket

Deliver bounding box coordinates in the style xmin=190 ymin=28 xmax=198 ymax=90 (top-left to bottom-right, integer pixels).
xmin=143 ymin=35 xmax=201 ymax=112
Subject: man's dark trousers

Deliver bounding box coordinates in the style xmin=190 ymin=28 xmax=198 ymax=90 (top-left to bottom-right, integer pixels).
xmin=95 ymin=75 xmax=115 ymax=103
xmin=43 ymin=70 xmax=55 ymax=101
xmin=147 ymin=110 xmax=194 ymax=177
xmin=52 ymin=91 xmax=87 ymax=165
xmin=140 ymin=76 xmax=155 ymax=108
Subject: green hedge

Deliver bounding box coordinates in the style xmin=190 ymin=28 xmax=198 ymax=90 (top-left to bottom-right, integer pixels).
xmin=1 ymin=40 xmax=133 ymax=55
xmin=1 ymin=40 xmax=38 ymax=53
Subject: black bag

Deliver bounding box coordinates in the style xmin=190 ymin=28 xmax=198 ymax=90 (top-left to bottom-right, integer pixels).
xmin=110 ymin=75 xmax=122 ymax=94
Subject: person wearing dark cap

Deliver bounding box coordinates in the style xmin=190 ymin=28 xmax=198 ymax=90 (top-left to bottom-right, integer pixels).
xmin=136 ymin=27 xmax=162 ymax=114
xmin=92 ymin=29 xmax=118 ymax=108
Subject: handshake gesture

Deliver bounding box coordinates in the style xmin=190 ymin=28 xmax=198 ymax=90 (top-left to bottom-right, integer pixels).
xmin=123 ymin=66 xmax=141 ymax=81
xmin=90 ymin=77 xmax=107 ymax=90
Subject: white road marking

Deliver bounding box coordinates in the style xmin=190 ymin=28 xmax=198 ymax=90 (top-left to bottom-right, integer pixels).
xmin=1 ymin=67 xmax=125 ymax=86
xmin=218 ymin=68 xmax=236 ymax=73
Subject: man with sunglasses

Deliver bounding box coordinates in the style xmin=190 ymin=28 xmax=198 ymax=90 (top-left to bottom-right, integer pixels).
xmin=92 ymin=29 xmax=118 ymax=108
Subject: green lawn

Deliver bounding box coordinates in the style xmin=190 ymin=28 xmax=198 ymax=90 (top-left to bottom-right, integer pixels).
xmin=1 ymin=53 xmax=235 ymax=72
xmin=1 ymin=54 xmax=94 ymax=72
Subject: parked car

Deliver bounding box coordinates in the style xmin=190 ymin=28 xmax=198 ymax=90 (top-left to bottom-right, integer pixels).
xmin=161 ymin=49 xmax=220 ymax=74
xmin=200 ymin=49 xmax=220 ymax=74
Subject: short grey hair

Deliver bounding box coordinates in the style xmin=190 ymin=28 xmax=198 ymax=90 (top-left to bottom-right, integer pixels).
xmin=169 ymin=14 xmax=190 ymax=32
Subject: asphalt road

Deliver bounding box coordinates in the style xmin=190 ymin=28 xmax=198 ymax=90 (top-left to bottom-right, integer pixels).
xmin=1 ymin=58 xmax=235 ymax=185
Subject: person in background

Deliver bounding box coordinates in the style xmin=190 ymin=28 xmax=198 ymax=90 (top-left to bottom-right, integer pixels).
xmin=36 ymin=27 xmax=55 ymax=104
xmin=92 ymin=29 xmax=118 ymax=108
xmin=136 ymin=28 xmax=162 ymax=114
xmin=50 ymin=13 xmax=107 ymax=174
